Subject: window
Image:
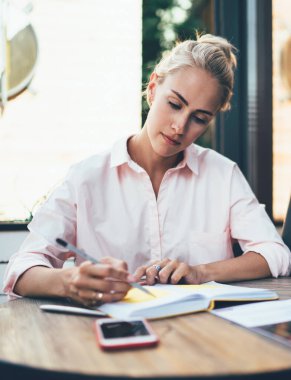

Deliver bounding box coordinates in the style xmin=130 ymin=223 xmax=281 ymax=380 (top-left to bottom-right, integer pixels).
xmin=272 ymin=0 xmax=291 ymax=221
xmin=0 ymin=0 xmax=142 ymax=223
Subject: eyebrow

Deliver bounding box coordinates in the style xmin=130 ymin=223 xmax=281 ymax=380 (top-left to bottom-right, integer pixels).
xmin=171 ymin=89 xmax=214 ymax=116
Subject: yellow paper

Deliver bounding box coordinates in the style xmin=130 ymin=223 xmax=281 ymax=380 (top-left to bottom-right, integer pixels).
xmin=123 ymin=288 xmax=169 ymax=303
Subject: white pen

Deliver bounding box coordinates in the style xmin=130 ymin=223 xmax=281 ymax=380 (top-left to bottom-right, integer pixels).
xmin=56 ymin=238 xmax=156 ymax=298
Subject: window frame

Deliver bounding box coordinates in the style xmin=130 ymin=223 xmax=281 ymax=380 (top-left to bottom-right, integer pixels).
xmin=214 ymin=0 xmax=273 ymax=219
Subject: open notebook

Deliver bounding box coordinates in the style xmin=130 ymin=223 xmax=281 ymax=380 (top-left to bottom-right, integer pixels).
xmin=99 ymin=281 xmax=278 ymax=320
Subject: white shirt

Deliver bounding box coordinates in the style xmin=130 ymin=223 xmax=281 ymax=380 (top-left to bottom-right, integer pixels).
xmin=3 ymin=136 xmax=291 ymax=297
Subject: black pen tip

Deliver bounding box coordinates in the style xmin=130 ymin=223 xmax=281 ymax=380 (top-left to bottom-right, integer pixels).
xmin=56 ymin=238 xmax=67 ymax=247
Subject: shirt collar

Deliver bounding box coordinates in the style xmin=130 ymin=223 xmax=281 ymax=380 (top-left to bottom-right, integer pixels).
xmin=176 ymin=144 xmax=207 ymax=175
xmin=110 ymin=134 xmax=205 ymax=175
xmin=110 ymin=134 xmax=133 ymax=168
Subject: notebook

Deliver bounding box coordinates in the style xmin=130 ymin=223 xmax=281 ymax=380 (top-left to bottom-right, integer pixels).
xmin=98 ymin=281 xmax=278 ymax=320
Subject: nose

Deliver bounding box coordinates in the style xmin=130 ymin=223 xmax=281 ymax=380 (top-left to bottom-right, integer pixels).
xmin=171 ymin=114 xmax=188 ymax=134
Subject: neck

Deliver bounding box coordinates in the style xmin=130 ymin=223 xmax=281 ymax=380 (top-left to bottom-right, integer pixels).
xmin=127 ymin=127 xmax=183 ymax=178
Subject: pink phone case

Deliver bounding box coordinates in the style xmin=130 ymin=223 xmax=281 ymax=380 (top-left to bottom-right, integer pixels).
xmin=93 ymin=318 xmax=159 ymax=350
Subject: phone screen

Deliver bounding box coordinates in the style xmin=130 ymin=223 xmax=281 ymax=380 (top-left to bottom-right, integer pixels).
xmin=100 ymin=321 xmax=150 ymax=339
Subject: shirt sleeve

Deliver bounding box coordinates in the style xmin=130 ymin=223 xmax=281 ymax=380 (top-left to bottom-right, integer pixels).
xmin=229 ymin=165 xmax=291 ymax=277
xmin=3 ymin=171 xmax=77 ymax=299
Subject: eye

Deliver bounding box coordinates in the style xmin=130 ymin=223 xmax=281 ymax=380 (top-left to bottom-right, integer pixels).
xmin=191 ymin=115 xmax=208 ymax=125
xmin=168 ymin=101 xmax=181 ymax=110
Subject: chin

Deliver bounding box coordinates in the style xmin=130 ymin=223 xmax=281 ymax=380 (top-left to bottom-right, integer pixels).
xmin=155 ymin=147 xmax=180 ymax=159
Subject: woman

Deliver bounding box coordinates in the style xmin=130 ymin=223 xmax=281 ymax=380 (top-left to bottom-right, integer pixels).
xmin=4 ymin=34 xmax=290 ymax=306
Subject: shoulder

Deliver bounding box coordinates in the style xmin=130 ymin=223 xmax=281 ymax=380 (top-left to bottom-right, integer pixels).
xmin=65 ymin=135 xmax=130 ymax=186
xmin=191 ymin=145 xmax=254 ymax=194
xmin=68 ymin=148 xmax=112 ymax=183
xmin=191 ymin=144 xmax=237 ymax=174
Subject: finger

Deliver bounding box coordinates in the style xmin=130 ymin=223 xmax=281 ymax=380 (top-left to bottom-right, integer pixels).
xmin=77 ymin=289 xmax=104 ymax=302
xmin=144 ymin=258 xmax=171 ymax=285
xmin=100 ymin=256 xmax=128 ymax=271
xmin=79 ymin=262 xmax=129 ymax=281
xmin=145 ymin=265 xmax=160 ymax=285
xmin=68 ymin=291 xmax=92 ymax=307
xmin=133 ymin=266 xmax=147 ymax=282
xmin=72 ymin=276 xmax=131 ymax=294
xmin=169 ymin=263 xmax=189 ymax=284
xmin=98 ymin=290 xmax=129 ymax=303
xmin=77 ymin=288 xmax=129 ymax=306
xmin=159 ymin=259 xmax=180 ymax=284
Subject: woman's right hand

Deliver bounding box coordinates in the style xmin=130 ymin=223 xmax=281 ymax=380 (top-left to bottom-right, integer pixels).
xmin=63 ymin=259 xmax=131 ymax=307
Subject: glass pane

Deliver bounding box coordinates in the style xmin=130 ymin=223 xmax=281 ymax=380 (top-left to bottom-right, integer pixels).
xmin=0 ymin=0 xmax=142 ymax=223
xmin=272 ymin=0 xmax=291 ymax=221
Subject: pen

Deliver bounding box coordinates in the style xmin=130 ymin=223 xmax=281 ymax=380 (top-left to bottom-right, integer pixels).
xmin=56 ymin=238 xmax=156 ymax=298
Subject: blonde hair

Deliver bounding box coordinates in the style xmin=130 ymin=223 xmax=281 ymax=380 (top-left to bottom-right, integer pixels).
xmin=146 ymin=33 xmax=237 ymax=111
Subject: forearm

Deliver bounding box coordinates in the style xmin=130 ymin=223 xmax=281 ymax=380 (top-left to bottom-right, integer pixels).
xmin=14 ymin=266 xmax=71 ymax=298
xmin=198 ymin=252 xmax=272 ymax=283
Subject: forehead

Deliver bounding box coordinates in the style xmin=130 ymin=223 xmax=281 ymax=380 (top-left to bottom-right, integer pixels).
xmin=159 ymin=66 xmax=222 ymax=113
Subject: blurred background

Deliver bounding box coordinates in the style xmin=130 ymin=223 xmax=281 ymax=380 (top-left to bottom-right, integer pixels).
xmin=0 ymin=0 xmax=290 ymax=227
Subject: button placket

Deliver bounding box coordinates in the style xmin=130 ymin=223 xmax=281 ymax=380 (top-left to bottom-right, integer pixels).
xmin=140 ymin=174 xmax=162 ymax=262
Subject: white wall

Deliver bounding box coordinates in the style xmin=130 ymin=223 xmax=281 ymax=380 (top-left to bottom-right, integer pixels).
xmin=0 ymin=231 xmax=28 ymax=261
xmin=0 ymin=231 xmax=28 ymax=293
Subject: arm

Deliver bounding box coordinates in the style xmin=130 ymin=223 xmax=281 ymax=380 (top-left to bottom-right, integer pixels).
xmin=134 ymin=251 xmax=271 ymax=285
xmin=3 ymin=165 xmax=131 ymax=303
xmin=14 ymin=266 xmax=69 ymax=298
xmin=14 ymin=259 xmax=131 ymax=306
xmin=195 ymin=251 xmax=271 ymax=283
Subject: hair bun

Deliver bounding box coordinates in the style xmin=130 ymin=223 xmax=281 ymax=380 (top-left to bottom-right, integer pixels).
xmin=196 ymin=33 xmax=237 ymax=69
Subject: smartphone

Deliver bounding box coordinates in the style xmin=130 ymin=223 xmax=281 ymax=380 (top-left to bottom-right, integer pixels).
xmin=94 ymin=318 xmax=159 ymax=350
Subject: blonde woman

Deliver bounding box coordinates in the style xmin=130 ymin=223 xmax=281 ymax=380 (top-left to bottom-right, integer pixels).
xmin=4 ymin=34 xmax=291 ymax=306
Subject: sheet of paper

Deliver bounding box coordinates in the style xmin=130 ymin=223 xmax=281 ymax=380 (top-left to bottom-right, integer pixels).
xmin=211 ymin=299 xmax=291 ymax=327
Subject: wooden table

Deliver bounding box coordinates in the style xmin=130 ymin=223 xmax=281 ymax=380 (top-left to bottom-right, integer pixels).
xmin=0 ymin=278 xmax=291 ymax=379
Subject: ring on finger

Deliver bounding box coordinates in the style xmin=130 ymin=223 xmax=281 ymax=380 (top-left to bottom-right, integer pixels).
xmin=91 ymin=291 xmax=103 ymax=300
xmin=96 ymin=292 xmax=103 ymax=301
xmin=152 ymin=264 xmax=162 ymax=273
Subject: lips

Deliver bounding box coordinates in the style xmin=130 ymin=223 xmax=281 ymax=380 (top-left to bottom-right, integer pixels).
xmin=161 ymin=133 xmax=181 ymax=146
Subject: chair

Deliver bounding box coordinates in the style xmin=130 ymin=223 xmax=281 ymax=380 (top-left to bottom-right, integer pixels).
xmin=282 ymin=197 xmax=291 ymax=251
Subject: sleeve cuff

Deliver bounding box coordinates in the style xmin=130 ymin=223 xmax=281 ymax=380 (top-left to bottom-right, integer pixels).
xmin=242 ymin=242 xmax=291 ymax=277
xmin=3 ymin=256 xmax=53 ymax=298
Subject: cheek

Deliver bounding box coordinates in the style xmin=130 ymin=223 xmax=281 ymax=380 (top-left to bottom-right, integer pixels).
xmin=147 ymin=105 xmax=164 ymax=129
xmin=187 ymin=126 xmax=207 ymax=141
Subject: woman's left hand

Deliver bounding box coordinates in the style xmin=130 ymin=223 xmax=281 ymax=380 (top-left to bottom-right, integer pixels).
xmin=134 ymin=258 xmax=205 ymax=285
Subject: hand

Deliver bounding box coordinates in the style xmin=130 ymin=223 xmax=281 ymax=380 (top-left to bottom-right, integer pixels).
xmin=64 ymin=260 xmax=131 ymax=307
xmin=134 ymin=258 xmax=205 ymax=285
xmin=99 ymin=256 xmax=128 ymax=271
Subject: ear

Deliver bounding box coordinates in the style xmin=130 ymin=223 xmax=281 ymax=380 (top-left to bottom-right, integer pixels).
xmin=147 ymin=72 xmax=158 ymax=104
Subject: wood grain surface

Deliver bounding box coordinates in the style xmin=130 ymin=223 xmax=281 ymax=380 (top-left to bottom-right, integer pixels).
xmin=0 ymin=278 xmax=290 ymax=377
